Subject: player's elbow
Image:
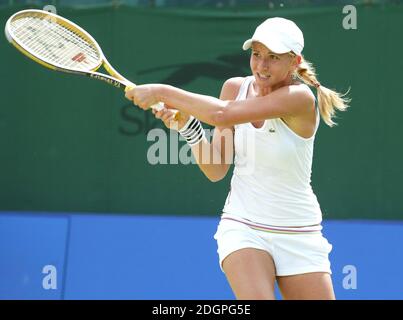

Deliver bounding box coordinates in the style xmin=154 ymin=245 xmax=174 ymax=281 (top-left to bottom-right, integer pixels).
xmin=206 ymin=174 xmax=225 ymax=183
xmin=204 ymin=167 xmax=229 ymax=182
xmin=211 ymin=109 xmax=230 ymax=127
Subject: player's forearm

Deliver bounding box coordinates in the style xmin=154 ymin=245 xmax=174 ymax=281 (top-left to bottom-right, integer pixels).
xmin=190 ymin=140 xmax=230 ymax=182
xmin=160 ymin=85 xmax=229 ymax=126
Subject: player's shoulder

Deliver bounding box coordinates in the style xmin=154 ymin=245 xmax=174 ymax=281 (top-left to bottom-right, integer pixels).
xmin=222 ymin=76 xmax=245 ymax=91
xmin=220 ymin=77 xmax=246 ymax=100
xmin=286 ymin=82 xmax=316 ymax=112
xmin=290 ymin=82 xmax=316 ymax=101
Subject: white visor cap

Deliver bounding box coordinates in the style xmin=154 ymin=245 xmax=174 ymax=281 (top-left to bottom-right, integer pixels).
xmin=242 ymin=17 xmax=304 ymax=56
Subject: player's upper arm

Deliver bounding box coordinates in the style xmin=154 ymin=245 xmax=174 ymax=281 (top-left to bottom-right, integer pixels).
xmin=214 ymin=84 xmax=316 ymax=127
xmin=210 ymin=77 xmax=243 ymax=166
xmin=215 ymin=77 xmax=243 ymax=131
xmin=219 ymin=77 xmax=244 ymax=101
xmin=213 ymin=77 xmax=242 ymax=138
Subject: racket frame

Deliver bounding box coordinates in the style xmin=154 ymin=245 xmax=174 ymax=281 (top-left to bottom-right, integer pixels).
xmin=5 ymin=9 xmax=134 ymax=90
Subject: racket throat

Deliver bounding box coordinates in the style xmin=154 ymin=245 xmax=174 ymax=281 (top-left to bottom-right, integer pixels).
xmin=89 ymin=72 xmax=127 ymax=89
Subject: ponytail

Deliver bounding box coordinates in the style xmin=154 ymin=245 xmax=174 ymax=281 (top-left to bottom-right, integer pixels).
xmin=295 ymin=56 xmax=350 ymax=127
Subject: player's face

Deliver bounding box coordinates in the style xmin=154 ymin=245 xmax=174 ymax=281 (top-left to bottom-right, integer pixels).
xmin=250 ymin=42 xmax=298 ymax=89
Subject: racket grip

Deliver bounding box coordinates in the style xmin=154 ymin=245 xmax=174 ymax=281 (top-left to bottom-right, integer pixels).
xmin=150 ymin=102 xmax=165 ymax=112
xmin=151 ymin=104 xmax=181 ymax=121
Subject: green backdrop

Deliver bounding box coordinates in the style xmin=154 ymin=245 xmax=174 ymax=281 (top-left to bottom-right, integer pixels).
xmin=0 ymin=4 xmax=402 ymax=219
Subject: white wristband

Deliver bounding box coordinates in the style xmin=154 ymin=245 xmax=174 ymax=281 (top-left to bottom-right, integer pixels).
xmin=178 ymin=116 xmax=206 ymax=147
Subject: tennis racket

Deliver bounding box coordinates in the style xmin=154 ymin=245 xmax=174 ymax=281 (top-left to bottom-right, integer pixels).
xmin=5 ymin=9 xmax=166 ymax=112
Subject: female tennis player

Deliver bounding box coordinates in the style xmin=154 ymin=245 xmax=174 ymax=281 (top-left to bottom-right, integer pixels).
xmin=126 ymin=17 xmax=349 ymax=300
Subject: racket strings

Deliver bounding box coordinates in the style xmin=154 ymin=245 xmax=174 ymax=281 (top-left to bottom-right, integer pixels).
xmin=11 ymin=14 xmax=101 ymax=71
xmin=44 ymin=19 xmax=100 ymax=68
xmin=52 ymin=24 xmax=100 ymax=68
xmin=16 ymin=17 xmax=62 ymax=62
xmin=12 ymin=16 xmax=91 ymax=68
xmin=37 ymin=17 xmax=100 ymax=68
xmin=13 ymin=16 xmax=47 ymax=50
xmin=13 ymin=16 xmax=65 ymax=60
xmin=53 ymin=23 xmax=98 ymax=66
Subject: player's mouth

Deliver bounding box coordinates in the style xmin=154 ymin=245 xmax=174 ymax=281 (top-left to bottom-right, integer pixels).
xmin=256 ymin=72 xmax=271 ymax=81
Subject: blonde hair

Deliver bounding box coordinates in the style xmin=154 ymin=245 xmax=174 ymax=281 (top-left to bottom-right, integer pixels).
xmin=294 ymin=55 xmax=350 ymax=127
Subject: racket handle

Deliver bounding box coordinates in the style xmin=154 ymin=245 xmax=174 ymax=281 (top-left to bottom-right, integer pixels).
xmin=151 ymin=102 xmax=165 ymax=111
xmin=151 ymin=103 xmax=181 ymax=121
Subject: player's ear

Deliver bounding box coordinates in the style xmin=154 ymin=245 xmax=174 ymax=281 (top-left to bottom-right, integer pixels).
xmin=290 ymin=54 xmax=301 ymax=72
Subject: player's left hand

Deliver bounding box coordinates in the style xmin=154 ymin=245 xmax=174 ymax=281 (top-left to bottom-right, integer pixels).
xmin=125 ymin=84 xmax=163 ymax=110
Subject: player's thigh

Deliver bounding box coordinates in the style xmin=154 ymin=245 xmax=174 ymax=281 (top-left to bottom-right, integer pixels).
xmin=222 ymin=248 xmax=277 ymax=300
xmin=277 ymin=272 xmax=335 ymax=300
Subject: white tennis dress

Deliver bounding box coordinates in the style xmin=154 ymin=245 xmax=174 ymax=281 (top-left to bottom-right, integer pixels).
xmin=222 ymin=75 xmax=323 ymax=229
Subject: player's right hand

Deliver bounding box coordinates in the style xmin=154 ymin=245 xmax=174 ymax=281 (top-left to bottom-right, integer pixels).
xmin=152 ymin=105 xmax=190 ymax=131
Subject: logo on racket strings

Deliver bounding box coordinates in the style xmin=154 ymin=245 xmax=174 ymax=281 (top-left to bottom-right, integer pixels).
xmin=72 ymin=52 xmax=87 ymax=63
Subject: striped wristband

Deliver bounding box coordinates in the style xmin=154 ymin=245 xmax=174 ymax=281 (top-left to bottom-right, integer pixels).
xmin=178 ymin=116 xmax=206 ymax=147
